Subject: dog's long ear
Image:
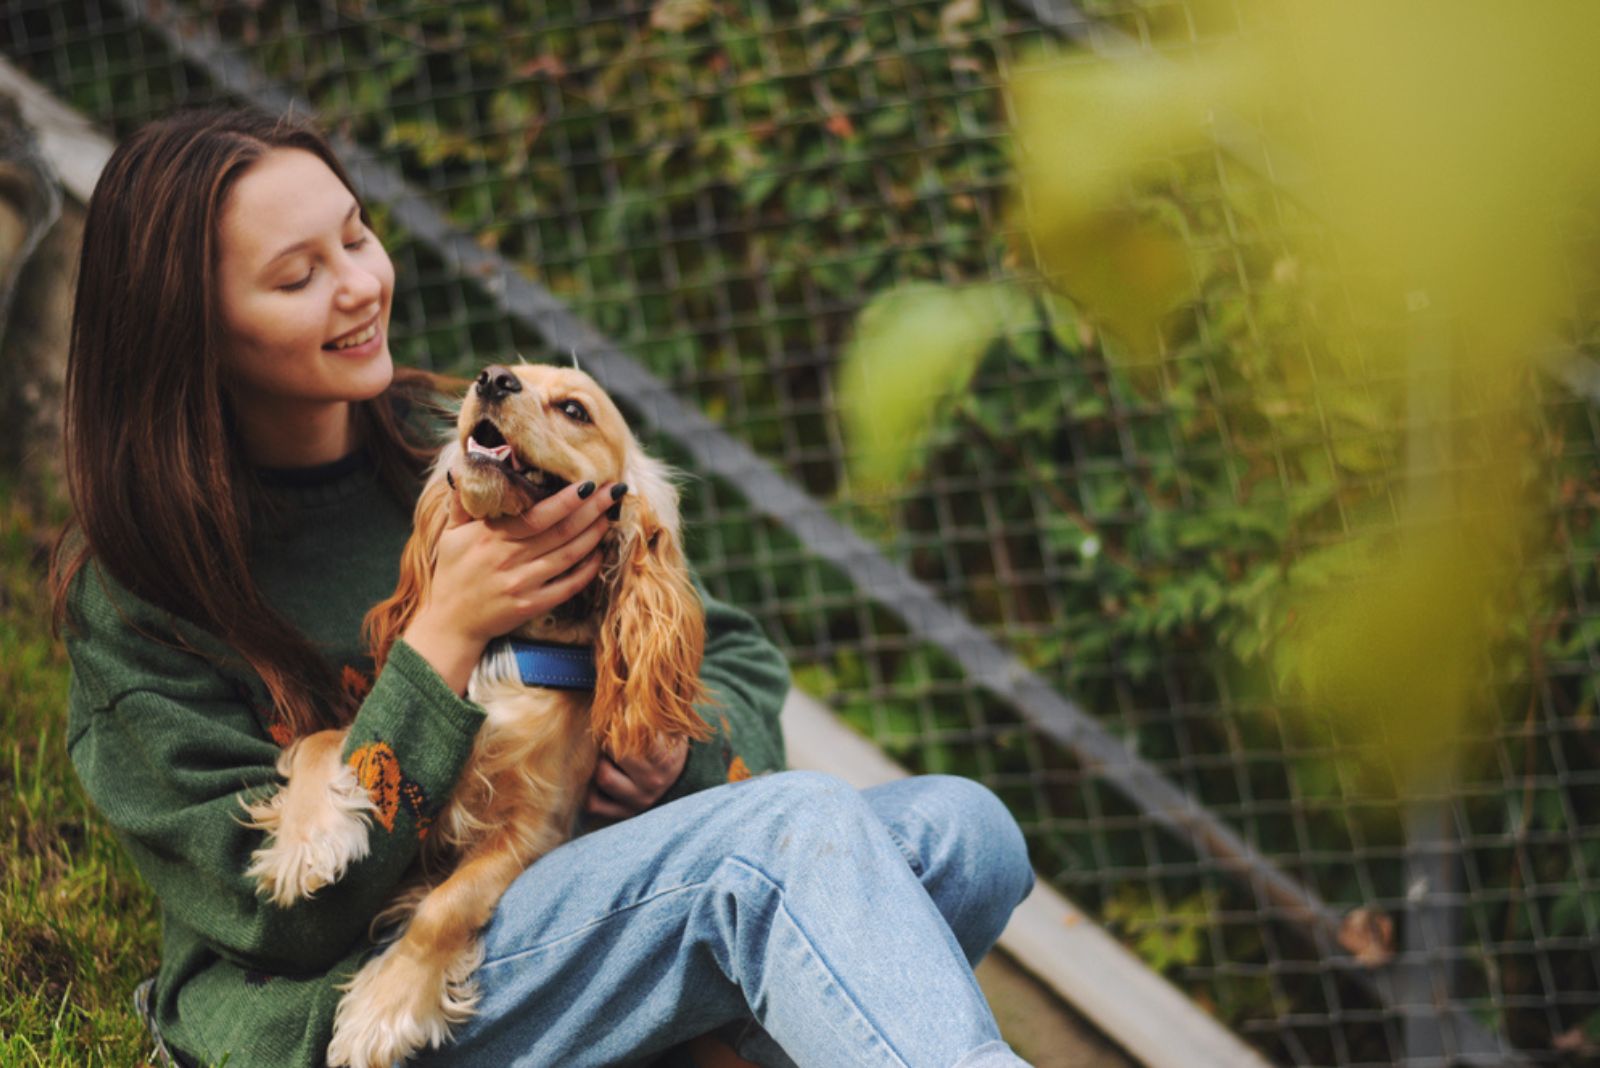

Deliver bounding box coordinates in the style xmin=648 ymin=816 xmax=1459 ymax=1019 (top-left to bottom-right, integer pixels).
xmin=364 ymin=443 xmax=459 ymax=675
xmin=593 ymin=445 xmax=712 ymax=761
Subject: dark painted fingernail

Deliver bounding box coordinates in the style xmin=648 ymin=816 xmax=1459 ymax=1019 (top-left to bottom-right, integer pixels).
xmin=607 ymin=503 xmax=622 ymax=521
xmin=577 ymin=481 xmax=596 ymax=499
xmin=610 ymin=483 xmax=629 ymax=501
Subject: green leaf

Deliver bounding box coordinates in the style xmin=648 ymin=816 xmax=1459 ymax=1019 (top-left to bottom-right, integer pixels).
xmin=838 ymin=282 xmax=1033 ymax=488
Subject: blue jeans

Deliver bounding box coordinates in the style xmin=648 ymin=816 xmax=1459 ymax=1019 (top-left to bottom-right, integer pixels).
xmin=410 ymin=771 xmax=1035 ymax=1068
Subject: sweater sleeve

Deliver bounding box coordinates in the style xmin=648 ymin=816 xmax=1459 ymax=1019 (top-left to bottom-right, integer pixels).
xmin=660 ymin=581 xmax=791 ymax=803
xmin=65 ymin=568 xmax=485 ymax=975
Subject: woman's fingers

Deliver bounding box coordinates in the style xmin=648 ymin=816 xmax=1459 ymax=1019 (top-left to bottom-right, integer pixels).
xmin=501 ymin=482 xmax=624 ymax=575
xmin=590 ymin=755 xmax=649 ymax=813
xmin=584 ymin=742 xmax=690 ymax=822
xmin=491 ymin=480 xmax=619 ymax=545
xmin=585 ymin=755 xmax=654 ymax=821
xmin=583 ymin=783 xmax=634 ymax=823
xmin=532 ymin=509 xmax=610 ymax=576
xmin=432 ymin=476 xmax=625 ymax=633
xmin=520 ymin=547 xmax=605 ymax=618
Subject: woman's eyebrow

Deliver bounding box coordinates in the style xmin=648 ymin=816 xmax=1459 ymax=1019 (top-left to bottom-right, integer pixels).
xmin=262 ymin=200 xmax=360 ymax=268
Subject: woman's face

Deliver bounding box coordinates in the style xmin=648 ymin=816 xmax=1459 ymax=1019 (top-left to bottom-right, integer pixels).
xmin=216 ymin=147 xmax=395 ymax=462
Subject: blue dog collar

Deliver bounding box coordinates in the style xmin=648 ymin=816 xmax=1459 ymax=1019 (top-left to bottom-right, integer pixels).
xmin=490 ymin=638 xmax=597 ymax=691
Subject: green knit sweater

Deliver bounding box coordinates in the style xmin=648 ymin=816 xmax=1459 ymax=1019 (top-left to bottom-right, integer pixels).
xmin=64 ymin=450 xmax=789 ymax=1068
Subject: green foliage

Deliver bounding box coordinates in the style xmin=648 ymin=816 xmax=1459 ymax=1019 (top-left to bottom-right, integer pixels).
xmin=0 ymin=481 xmax=161 ymax=1066
xmin=1101 ymin=885 xmax=1215 ymax=975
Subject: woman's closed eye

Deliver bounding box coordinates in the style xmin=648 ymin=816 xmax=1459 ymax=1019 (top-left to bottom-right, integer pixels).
xmin=277 ymin=235 xmax=371 ymax=292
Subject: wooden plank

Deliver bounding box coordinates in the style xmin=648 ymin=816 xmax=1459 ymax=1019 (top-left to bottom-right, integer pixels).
xmin=0 ymin=57 xmax=112 ymax=204
xmin=975 ymin=952 xmax=1137 ymax=1068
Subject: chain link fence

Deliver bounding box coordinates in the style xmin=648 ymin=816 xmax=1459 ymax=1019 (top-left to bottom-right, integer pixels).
xmin=5 ymin=1 xmax=1598 ymax=1065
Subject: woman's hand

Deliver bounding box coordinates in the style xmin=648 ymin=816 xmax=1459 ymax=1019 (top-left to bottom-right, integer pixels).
xmin=585 ymin=737 xmax=690 ymax=822
xmin=404 ymin=480 xmax=619 ymax=693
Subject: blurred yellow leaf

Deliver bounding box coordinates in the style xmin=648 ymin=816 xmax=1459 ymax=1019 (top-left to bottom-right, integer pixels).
xmin=839 ymin=282 xmax=1032 ymax=489
xmin=1284 ymin=449 xmax=1526 ymax=789
xmin=1002 ymin=3 xmax=1593 ymax=789
xmin=1007 ymin=51 xmax=1251 ymax=349
xmin=1248 ymin=1 xmax=1600 ymax=369
xmin=1009 ymin=2 xmax=1600 ymax=366
xmin=1291 ymin=537 xmax=1490 ymax=782
xmin=1027 ymin=207 xmax=1192 ymax=355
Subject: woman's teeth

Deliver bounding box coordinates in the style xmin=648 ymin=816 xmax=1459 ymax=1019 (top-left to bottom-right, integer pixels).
xmin=327 ymin=322 xmax=378 ymax=350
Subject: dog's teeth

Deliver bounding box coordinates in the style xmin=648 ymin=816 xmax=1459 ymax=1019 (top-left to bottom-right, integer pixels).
xmin=467 ymin=440 xmax=513 ymax=463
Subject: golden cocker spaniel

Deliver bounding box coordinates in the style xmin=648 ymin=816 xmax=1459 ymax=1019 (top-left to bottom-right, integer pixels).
xmin=242 ymin=363 xmax=711 ymax=1068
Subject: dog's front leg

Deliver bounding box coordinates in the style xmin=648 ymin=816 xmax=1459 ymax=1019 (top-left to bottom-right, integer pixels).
xmin=325 ymin=833 xmax=543 ymax=1068
xmin=242 ymin=728 xmax=375 ymax=906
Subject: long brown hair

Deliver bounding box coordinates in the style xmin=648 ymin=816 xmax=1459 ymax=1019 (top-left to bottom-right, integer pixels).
xmin=51 ymin=106 xmax=446 ymax=739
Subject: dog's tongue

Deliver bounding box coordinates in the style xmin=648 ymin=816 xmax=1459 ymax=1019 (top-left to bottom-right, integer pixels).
xmin=468 ymin=439 xmax=513 ymax=465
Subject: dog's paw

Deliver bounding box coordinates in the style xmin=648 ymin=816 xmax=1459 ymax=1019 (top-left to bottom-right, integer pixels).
xmin=326 ymin=940 xmax=484 ymax=1068
xmin=242 ymin=760 xmax=374 ymax=907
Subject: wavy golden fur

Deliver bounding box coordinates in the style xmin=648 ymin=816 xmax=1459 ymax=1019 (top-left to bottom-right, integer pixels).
xmin=241 ymin=363 xmax=710 ymax=1068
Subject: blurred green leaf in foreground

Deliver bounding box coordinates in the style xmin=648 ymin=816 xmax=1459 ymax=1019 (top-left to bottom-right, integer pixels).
xmin=839 ymin=282 xmax=1033 ymax=490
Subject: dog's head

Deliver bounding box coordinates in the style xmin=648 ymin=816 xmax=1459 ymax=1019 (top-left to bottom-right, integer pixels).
xmin=365 ymin=361 xmax=710 ymax=759
xmin=451 ymin=363 xmax=629 ymax=520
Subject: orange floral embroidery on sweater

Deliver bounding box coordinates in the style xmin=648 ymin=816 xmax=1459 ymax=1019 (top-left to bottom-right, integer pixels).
xmin=716 ymin=716 xmax=752 ymax=782
xmin=347 ymin=741 xmax=432 ymax=839
xmin=341 ymin=665 xmax=374 ymax=705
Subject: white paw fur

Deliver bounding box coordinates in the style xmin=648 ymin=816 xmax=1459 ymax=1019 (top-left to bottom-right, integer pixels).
xmin=242 ymin=758 xmax=375 ymax=907
xmin=325 ymin=938 xmax=485 ymax=1068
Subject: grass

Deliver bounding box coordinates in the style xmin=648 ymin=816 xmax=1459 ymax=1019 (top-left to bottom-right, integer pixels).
xmin=0 ymin=477 xmax=162 ymax=1066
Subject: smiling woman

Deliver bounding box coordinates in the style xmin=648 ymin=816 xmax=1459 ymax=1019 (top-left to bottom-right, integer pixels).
xmin=216 ymin=149 xmax=397 ymax=469
xmin=51 ymin=108 xmax=436 ymax=743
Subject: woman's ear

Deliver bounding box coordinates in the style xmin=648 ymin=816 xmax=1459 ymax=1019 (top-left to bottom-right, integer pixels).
xmin=363 ymin=442 xmax=459 ymax=674
xmin=592 ymin=446 xmax=712 ymax=761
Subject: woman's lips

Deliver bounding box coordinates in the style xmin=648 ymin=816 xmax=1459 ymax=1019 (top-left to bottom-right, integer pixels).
xmin=323 ymin=318 xmax=382 ymax=355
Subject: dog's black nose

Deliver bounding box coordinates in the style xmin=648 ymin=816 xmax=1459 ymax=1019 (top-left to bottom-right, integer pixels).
xmin=475 ymin=365 xmax=522 ymax=402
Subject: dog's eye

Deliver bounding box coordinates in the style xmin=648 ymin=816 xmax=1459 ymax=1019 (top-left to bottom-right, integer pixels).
xmin=557 ymin=399 xmax=591 ymax=424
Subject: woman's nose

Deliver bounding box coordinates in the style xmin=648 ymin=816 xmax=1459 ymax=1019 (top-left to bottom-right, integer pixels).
xmin=336 ymin=258 xmax=383 ymax=310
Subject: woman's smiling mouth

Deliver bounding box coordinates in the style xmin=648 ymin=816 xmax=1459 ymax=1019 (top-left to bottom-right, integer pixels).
xmin=324 ymin=319 xmax=380 ymax=351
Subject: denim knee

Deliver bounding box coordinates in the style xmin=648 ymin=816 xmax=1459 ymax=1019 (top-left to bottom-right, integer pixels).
xmin=901 ymin=775 xmax=1034 ymax=910
xmin=758 ymin=772 xmax=1036 ymax=911
xmin=723 ymin=770 xmax=877 ymax=860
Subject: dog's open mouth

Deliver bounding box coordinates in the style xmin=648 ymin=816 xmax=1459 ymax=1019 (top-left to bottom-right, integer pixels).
xmin=465 ymin=419 xmax=570 ymax=501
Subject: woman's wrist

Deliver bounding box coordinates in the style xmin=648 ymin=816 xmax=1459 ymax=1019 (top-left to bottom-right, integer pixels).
xmin=400 ymin=610 xmax=484 ymax=696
